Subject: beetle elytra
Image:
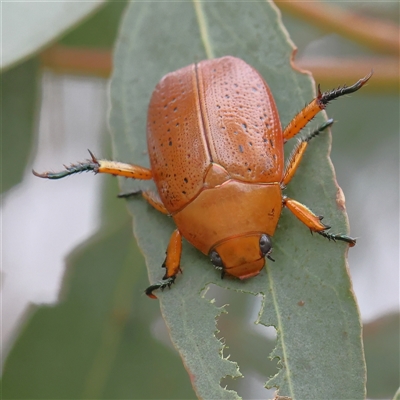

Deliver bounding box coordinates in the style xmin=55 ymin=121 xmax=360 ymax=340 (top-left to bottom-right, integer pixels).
xmin=34 ymin=56 xmax=371 ymax=298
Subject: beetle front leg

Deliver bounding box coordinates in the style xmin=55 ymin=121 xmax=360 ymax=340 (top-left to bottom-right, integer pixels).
xmin=145 ymin=229 xmax=182 ymax=299
xmin=33 ymin=150 xmax=153 ymax=180
xmin=282 ymin=72 xmax=372 ymax=143
xmin=284 ymin=197 xmax=356 ymax=247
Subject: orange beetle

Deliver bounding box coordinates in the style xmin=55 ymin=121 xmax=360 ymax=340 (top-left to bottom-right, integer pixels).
xmin=34 ymin=56 xmax=371 ymax=298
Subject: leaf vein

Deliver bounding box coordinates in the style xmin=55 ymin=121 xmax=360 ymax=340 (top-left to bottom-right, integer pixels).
xmin=193 ymin=0 xmax=214 ymax=59
xmin=266 ymin=263 xmax=295 ymax=398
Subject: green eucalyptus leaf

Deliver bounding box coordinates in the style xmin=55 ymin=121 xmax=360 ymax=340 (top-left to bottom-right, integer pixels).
xmin=60 ymin=1 xmax=127 ymax=48
xmin=110 ymin=1 xmax=365 ymax=399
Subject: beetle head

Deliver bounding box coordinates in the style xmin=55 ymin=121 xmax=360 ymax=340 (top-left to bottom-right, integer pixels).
xmin=209 ymin=234 xmax=272 ymax=279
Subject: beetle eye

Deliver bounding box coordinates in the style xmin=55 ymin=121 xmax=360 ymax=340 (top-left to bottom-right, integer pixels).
xmin=209 ymin=250 xmax=224 ymax=268
xmin=259 ymin=234 xmax=272 ymax=256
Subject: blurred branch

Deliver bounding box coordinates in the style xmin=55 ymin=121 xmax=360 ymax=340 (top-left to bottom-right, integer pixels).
xmin=40 ymin=46 xmax=111 ymax=78
xmin=296 ymin=57 xmax=399 ymax=92
xmin=276 ymin=0 xmax=399 ymax=55
xmin=41 ymin=45 xmax=398 ymax=92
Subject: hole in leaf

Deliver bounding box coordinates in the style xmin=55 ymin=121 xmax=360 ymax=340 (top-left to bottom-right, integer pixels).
xmin=203 ymin=284 xmax=278 ymax=398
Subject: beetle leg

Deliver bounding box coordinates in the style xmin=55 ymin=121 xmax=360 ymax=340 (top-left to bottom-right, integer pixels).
xmin=33 ymin=150 xmax=152 ymax=180
xmin=118 ymin=190 xmax=169 ymax=215
xmin=282 ymin=71 xmax=372 ymax=143
xmin=282 ymin=119 xmax=334 ymax=186
xmin=316 ymin=230 xmax=356 ymax=246
xmin=145 ymin=229 xmax=182 ymax=299
xmin=284 ymin=197 xmax=356 ymax=247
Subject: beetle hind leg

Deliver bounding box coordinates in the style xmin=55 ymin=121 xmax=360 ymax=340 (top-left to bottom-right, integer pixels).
xmin=145 ymin=229 xmax=182 ymax=299
xmin=284 ymin=197 xmax=356 ymax=247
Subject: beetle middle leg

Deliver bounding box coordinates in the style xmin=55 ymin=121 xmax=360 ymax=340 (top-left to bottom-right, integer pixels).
xmin=282 ymin=118 xmax=334 ymax=186
xmin=281 ymin=119 xmax=356 ymax=246
xmin=145 ymin=229 xmax=182 ymax=299
xmin=282 ymin=71 xmax=372 ymax=143
xmin=118 ymin=190 xmax=169 ymax=215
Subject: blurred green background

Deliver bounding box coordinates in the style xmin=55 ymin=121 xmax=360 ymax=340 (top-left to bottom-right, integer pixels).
xmin=1 ymin=1 xmax=398 ymax=399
